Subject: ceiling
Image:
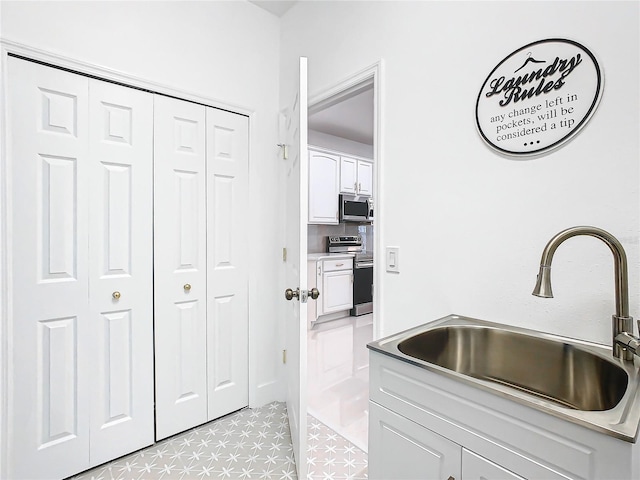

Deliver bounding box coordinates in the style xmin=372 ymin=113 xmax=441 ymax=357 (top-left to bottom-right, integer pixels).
xmin=309 ymin=86 xmax=374 ymax=146
xmin=248 ymin=0 xmax=297 ymax=17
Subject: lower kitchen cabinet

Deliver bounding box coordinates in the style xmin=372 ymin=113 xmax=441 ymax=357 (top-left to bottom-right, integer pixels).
xmin=322 ymin=269 xmax=353 ymax=314
xmin=308 ymin=256 xmax=354 ymax=322
xmin=370 ymin=402 xmax=526 ymax=480
xmin=319 ymin=257 xmax=353 ymax=317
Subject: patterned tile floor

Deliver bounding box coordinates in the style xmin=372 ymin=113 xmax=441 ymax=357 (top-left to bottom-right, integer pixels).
xmin=70 ymin=402 xmax=367 ymax=480
xmin=306 ymin=416 xmax=367 ymax=480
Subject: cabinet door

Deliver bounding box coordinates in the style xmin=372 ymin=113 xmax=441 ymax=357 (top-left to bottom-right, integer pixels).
xmin=322 ymin=269 xmax=353 ymax=314
xmin=340 ymin=156 xmax=358 ymax=194
xmin=369 ymin=402 xmax=461 ymax=480
xmin=8 ymin=56 xmax=92 ymax=480
xmin=357 ymin=160 xmax=373 ymax=196
xmin=88 ymin=79 xmax=154 ymax=465
xmin=462 ymin=449 xmax=526 ymax=480
xmin=154 ymin=95 xmax=208 ymax=440
xmin=308 ymin=150 xmax=339 ymax=224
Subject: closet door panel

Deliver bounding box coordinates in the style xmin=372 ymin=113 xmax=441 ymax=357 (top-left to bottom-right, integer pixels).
xmin=88 ymin=80 xmax=154 ymax=465
xmin=206 ymin=108 xmax=249 ymax=420
xmin=7 ymin=57 xmax=91 ymax=480
xmin=154 ymin=95 xmax=208 ymax=440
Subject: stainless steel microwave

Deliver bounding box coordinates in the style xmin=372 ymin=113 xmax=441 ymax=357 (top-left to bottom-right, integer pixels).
xmin=340 ymin=194 xmax=373 ymax=223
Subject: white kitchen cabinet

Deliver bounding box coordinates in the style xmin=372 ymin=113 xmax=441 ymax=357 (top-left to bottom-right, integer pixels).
xmin=322 ymin=270 xmax=354 ymax=314
xmin=308 ymin=255 xmax=354 ymax=321
xmin=308 ymin=149 xmax=339 ymax=224
xmin=340 ymin=156 xmax=373 ymax=197
xmin=369 ymin=350 xmax=636 ymax=480
xmin=320 ymin=258 xmax=353 ymax=316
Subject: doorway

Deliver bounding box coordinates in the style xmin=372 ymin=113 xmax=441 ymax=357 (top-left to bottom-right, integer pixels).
xmin=305 ymin=66 xmax=379 ymax=479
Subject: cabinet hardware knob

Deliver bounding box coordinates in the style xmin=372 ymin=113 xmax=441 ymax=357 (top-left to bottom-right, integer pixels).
xmin=112 ymin=291 xmax=121 ymax=300
xmin=448 ymin=477 xmax=455 ymax=480
xmin=184 ymin=284 xmax=191 ymax=291
xmin=336 ymin=263 xmax=344 ymax=267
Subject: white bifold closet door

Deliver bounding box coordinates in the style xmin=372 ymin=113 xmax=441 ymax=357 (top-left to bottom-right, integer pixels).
xmin=154 ymin=96 xmax=249 ymax=440
xmin=206 ymin=108 xmax=249 ymax=421
xmin=7 ymin=57 xmax=154 ymax=479
xmin=153 ymin=95 xmax=209 ymax=439
xmin=87 ymin=77 xmax=154 ymax=466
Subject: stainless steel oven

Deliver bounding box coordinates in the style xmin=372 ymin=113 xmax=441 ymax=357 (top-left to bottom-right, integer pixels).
xmin=327 ymin=235 xmax=373 ymax=316
xmin=351 ymin=253 xmax=373 ymax=316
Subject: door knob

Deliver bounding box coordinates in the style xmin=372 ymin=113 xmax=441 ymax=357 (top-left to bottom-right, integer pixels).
xmin=309 ymin=288 xmax=320 ymax=300
xmin=112 ymin=291 xmax=121 ymax=300
xmin=285 ymin=288 xmax=300 ymax=301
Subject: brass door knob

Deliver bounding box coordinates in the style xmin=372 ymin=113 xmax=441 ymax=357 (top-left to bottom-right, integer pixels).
xmin=309 ymin=288 xmax=320 ymax=300
xmin=112 ymin=291 xmax=121 ymax=300
xmin=285 ymin=288 xmax=300 ymax=301
xmin=184 ymin=284 xmax=191 ymax=291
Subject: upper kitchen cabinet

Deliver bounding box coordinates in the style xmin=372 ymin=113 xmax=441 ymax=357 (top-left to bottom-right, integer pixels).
xmin=309 ymin=148 xmax=340 ymax=224
xmin=340 ymin=156 xmax=373 ymax=197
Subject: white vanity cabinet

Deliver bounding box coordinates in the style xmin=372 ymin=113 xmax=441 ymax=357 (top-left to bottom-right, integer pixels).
xmin=369 ymin=401 xmax=461 ymax=480
xmin=463 ymin=449 xmax=526 ymax=480
xmin=308 ymin=149 xmax=340 ymax=224
xmin=340 ymin=156 xmax=373 ymax=197
xmin=369 ymin=350 xmax=639 ymax=480
xmin=370 ymin=401 xmax=525 ymax=480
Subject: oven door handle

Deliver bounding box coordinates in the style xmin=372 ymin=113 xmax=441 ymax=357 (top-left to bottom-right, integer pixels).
xmin=355 ymin=262 xmax=374 ymax=269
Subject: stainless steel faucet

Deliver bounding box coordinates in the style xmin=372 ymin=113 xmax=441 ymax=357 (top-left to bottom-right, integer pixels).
xmin=532 ymin=226 xmax=639 ymax=361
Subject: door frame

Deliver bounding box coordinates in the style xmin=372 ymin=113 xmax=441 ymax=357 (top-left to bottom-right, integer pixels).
xmin=0 ymin=39 xmax=260 ymax=477
xmin=307 ymin=60 xmax=384 ymax=340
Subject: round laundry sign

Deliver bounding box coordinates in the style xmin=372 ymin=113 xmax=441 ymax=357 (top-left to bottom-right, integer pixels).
xmin=476 ymin=38 xmax=603 ymax=157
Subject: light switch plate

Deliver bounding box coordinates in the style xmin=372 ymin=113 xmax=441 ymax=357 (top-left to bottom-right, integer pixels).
xmin=386 ymin=246 xmax=400 ymax=273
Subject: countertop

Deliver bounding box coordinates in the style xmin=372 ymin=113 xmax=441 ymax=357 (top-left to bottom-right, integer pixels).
xmin=307 ymin=252 xmax=355 ymax=261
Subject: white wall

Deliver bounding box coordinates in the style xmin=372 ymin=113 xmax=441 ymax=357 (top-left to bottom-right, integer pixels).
xmin=1 ymin=1 xmax=285 ymax=406
xmin=281 ymin=1 xmax=640 ymax=347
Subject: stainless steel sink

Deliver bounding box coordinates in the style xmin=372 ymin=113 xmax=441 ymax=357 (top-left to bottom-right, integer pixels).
xmin=368 ymin=315 xmax=640 ymax=442
xmin=397 ymin=325 xmax=627 ymax=411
